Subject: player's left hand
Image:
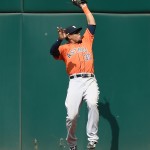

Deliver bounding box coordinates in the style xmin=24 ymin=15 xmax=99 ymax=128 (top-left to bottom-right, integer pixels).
xmin=72 ymin=0 xmax=87 ymax=8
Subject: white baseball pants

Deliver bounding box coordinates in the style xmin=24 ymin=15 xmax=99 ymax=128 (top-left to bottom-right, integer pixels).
xmin=65 ymin=76 xmax=100 ymax=147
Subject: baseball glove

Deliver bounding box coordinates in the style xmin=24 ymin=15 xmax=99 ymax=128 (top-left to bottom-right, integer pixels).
xmin=72 ymin=0 xmax=87 ymax=7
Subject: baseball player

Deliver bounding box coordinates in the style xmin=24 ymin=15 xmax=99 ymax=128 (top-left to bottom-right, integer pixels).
xmin=50 ymin=0 xmax=100 ymax=149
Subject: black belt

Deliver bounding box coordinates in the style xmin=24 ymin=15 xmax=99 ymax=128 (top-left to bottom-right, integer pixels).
xmin=70 ymin=73 xmax=94 ymax=79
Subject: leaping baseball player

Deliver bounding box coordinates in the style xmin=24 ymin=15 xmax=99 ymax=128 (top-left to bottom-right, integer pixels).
xmin=50 ymin=0 xmax=100 ymax=149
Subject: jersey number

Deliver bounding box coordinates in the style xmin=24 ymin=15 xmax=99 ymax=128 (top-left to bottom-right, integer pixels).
xmin=84 ymin=54 xmax=91 ymax=61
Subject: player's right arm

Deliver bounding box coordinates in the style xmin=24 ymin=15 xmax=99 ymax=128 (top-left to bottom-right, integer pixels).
xmin=50 ymin=27 xmax=66 ymax=58
xmin=50 ymin=39 xmax=61 ymax=58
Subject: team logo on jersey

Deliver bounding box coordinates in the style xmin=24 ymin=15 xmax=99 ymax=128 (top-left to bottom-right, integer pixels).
xmin=67 ymin=47 xmax=88 ymax=58
xmin=77 ymin=47 xmax=87 ymax=53
xmin=67 ymin=49 xmax=76 ymax=58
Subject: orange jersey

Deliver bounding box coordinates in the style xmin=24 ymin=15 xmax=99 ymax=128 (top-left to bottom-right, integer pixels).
xmin=57 ymin=29 xmax=95 ymax=75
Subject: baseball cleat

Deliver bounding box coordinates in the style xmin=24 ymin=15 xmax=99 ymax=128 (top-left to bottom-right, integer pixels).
xmin=87 ymin=141 xmax=97 ymax=149
xmin=69 ymin=145 xmax=77 ymax=150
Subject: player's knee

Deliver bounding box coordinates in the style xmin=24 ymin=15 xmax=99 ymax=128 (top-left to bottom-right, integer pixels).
xmin=87 ymin=101 xmax=98 ymax=109
xmin=67 ymin=112 xmax=78 ymax=121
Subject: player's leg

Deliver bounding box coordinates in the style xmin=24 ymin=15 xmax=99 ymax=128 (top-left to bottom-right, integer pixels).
xmin=65 ymin=79 xmax=84 ymax=148
xmin=84 ymin=78 xmax=100 ymax=149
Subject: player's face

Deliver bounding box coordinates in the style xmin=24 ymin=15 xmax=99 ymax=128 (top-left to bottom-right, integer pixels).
xmin=68 ymin=32 xmax=82 ymax=43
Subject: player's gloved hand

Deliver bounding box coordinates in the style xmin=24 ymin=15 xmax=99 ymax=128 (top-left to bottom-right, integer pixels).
xmin=57 ymin=27 xmax=66 ymax=40
xmin=72 ymin=0 xmax=87 ymax=8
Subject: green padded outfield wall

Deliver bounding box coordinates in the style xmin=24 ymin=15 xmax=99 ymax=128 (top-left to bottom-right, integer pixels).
xmin=0 ymin=0 xmax=22 ymax=12
xmin=0 ymin=14 xmax=21 ymax=150
xmin=23 ymin=0 xmax=150 ymax=12
xmin=94 ymin=14 xmax=150 ymax=150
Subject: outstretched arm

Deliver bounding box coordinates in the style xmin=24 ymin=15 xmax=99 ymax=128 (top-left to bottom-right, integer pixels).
xmin=80 ymin=3 xmax=96 ymax=25
xmin=72 ymin=0 xmax=95 ymax=25
xmin=72 ymin=0 xmax=96 ymax=34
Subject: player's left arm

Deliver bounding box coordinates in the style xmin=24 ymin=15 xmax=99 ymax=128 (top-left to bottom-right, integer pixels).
xmin=80 ymin=3 xmax=96 ymax=26
xmin=72 ymin=0 xmax=96 ymax=34
xmin=87 ymin=25 xmax=96 ymax=35
xmin=80 ymin=3 xmax=96 ymax=35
